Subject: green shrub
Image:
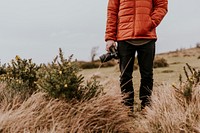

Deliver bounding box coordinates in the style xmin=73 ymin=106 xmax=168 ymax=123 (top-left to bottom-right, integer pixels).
xmin=0 ymin=56 xmax=40 ymax=96
xmin=78 ymin=77 xmax=103 ymax=101
xmin=0 ymin=63 xmax=6 ymax=75
xmin=0 ymin=48 xmax=103 ymax=101
xmin=37 ymin=48 xmax=103 ymax=101
xmin=153 ymin=58 xmax=169 ymax=68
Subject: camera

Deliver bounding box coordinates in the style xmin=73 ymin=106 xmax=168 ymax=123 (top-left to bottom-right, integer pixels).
xmin=99 ymin=46 xmax=118 ymax=63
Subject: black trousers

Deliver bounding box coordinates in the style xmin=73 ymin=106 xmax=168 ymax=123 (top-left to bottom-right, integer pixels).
xmin=117 ymin=40 xmax=156 ymax=109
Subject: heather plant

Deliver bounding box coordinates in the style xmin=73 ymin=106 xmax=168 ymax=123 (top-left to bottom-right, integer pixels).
xmin=0 ymin=56 xmax=40 ymax=96
xmin=37 ymin=48 xmax=103 ymax=101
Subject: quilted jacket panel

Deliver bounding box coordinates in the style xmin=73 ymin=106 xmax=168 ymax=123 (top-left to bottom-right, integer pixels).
xmin=105 ymin=0 xmax=168 ymax=41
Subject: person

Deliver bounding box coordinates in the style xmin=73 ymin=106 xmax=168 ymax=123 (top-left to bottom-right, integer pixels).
xmin=105 ymin=0 xmax=168 ymax=111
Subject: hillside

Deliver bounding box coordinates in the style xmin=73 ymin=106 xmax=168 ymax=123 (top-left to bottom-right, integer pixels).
xmin=0 ymin=47 xmax=199 ymax=132
xmin=82 ymin=46 xmax=200 ymax=83
xmin=81 ymin=47 xmax=200 ymax=108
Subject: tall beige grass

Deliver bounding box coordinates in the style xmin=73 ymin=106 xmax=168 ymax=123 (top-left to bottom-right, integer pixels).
xmin=135 ymin=84 xmax=200 ymax=133
xmin=1 ymin=82 xmax=200 ymax=132
xmin=0 ymin=84 xmax=132 ymax=133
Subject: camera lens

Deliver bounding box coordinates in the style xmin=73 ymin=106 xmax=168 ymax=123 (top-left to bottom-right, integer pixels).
xmin=100 ymin=53 xmax=113 ymax=63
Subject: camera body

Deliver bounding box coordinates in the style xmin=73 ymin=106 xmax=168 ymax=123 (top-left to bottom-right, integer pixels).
xmin=99 ymin=46 xmax=118 ymax=63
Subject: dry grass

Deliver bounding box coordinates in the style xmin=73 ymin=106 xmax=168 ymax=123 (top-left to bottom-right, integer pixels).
xmin=0 ymin=47 xmax=200 ymax=132
xmin=1 ymin=79 xmax=200 ymax=132
xmin=0 ymin=84 xmax=133 ymax=133
xmin=134 ymin=84 xmax=200 ymax=133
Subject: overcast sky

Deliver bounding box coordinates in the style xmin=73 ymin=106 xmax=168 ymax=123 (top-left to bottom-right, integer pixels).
xmin=0 ymin=0 xmax=200 ymax=64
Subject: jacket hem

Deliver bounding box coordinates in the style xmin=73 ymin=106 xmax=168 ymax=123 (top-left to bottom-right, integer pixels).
xmin=116 ymin=36 xmax=157 ymax=41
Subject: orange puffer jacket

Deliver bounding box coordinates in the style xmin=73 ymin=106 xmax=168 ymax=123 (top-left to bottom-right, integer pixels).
xmin=105 ymin=0 xmax=168 ymax=41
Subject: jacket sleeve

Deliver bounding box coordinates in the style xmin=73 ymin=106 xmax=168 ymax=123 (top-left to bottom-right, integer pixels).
xmin=105 ymin=0 xmax=119 ymax=41
xmin=151 ymin=0 xmax=168 ymax=28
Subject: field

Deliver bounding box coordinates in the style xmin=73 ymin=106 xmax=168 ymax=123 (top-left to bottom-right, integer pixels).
xmin=0 ymin=47 xmax=200 ymax=132
xmin=81 ymin=47 xmax=200 ymax=110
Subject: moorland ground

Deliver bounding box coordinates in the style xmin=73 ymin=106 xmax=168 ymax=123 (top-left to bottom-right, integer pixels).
xmin=81 ymin=47 xmax=200 ymax=110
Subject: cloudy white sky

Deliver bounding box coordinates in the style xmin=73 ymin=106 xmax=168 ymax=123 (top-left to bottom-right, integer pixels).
xmin=0 ymin=0 xmax=200 ymax=64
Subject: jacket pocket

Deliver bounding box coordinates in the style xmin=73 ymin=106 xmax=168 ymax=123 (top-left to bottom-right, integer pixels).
xmin=135 ymin=16 xmax=153 ymax=36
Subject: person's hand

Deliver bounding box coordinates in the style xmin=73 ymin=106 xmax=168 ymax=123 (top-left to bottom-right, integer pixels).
xmin=106 ymin=40 xmax=116 ymax=52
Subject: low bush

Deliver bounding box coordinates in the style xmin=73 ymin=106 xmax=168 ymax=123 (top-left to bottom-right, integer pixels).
xmin=0 ymin=48 xmax=103 ymax=102
xmin=79 ymin=59 xmax=117 ymax=69
xmin=153 ymin=57 xmax=169 ymax=68
xmin=0 ymin=63 xmax=6 ymax=75
xmin=36 ymin=48 xmax=103 ymax=101
xmin=78 ymin=61 xmax=100 ymax=69
xmin=196 ymin=43 xmax=200 ymax=48
xmin=0 ymin=56 xmax=40 ymax=97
